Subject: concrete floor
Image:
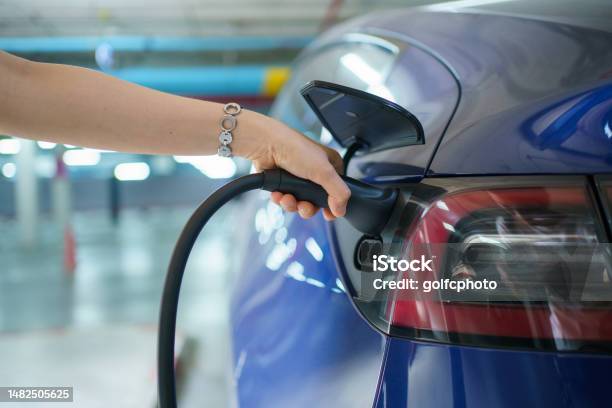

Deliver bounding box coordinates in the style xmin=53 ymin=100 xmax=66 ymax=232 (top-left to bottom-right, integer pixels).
xmin=0 ymin=204 xmax=240 ymax=407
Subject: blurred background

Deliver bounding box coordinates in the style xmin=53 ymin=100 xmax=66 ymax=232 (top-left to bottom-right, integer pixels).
xmin=0 ymin=0 xmax=429 ymax=406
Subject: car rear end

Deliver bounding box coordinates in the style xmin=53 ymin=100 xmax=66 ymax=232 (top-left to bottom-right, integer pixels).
xmin=336 ymin=174 xmax=612 ymax=407
xmin=232 ymin=3 xmax=612 ymax=407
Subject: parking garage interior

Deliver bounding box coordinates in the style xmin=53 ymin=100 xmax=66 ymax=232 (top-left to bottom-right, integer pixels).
xmin=0 ymin=1 xmax=426 ymax=406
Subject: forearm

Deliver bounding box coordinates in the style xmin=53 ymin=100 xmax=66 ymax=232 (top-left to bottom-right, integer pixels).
xmin=0 ymin=51 xmax=266 ymax=156
xmin=0 ymin=53 xmax=351 ymax=216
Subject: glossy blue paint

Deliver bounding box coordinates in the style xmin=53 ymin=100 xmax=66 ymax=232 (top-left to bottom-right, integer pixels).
xmin=308 ymin=8 xmax=612 ymax=178
xmin=375 ymin=338 xmax=612 ymax=408
xmin=230 ymin=200 xmax=384 ymax=407
xmin=430 ymin=81 xmax=612 ymax=175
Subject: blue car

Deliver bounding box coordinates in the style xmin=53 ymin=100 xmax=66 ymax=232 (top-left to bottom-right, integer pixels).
xmin=231 ymin=1 xmax=612 ymax=407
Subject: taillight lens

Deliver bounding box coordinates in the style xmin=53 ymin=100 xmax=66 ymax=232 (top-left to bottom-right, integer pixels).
xmin=344 ymin=178 xmax=612 ymax=352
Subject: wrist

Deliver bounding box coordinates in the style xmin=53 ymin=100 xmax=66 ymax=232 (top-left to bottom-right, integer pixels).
xmin=231 ymin=109 xmax=275 ymax=160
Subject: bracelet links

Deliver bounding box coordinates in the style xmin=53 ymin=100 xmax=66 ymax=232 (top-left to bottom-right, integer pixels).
xmin=218 ymin=102 xmax=241 ymax=157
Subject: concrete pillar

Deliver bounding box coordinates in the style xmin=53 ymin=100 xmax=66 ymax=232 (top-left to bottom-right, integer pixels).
xmin=52 ymin=147 xmax=71 ymax=227
xmin=15 ymin=139 xmax=38 ymax=247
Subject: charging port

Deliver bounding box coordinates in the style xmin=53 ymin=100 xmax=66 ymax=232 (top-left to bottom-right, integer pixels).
xmin=355 ymin=237 xmax=383 ymax=272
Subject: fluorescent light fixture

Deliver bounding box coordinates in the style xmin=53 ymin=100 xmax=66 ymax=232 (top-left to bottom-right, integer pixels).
xmin=436 ymin=200 xmax=449 ymax=211
xmin=37 ymin=141 xmax=57 ymax=149
xmin=173 ymin=155 xmax=236 ymax=179
xmin=305 ymin=277 xmax=325 ymax=288
xmin=335 ymin=278 xmax=345 ymax=292
xmin=286 ymin=261 xmax=306 ymax=281
xmin=443 ymin=222 xmax=456 ymax=233
xmin=425 ymin=0 xmax=515 ymax=12
xmin=305 ymin=237 xmax=324 ymax=262
xmin=366 ymin=83 xmax=395 ymax=102
xmin=340 ymin=53 xmax=382 ymax=84
xmin=63 ymin=149 xmax=101 ymax=166
xmin=2 ymin=162 xmax=16 ymax=178
xmin=88 ymin=148 xmax=114 ymax=153
xmin=114 ymin=162 xmax=150 ymax=181
xmin=0 ymin=139 xmax=21 ymax=155
xmin=95 ymin=42 xmax=114 ymax=70
xmin=265 ymin=238 xmax=297 ymax=271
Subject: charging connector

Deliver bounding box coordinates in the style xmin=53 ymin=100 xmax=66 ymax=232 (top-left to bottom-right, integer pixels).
xmin=262 ymin=169 xmax=398 ymax=236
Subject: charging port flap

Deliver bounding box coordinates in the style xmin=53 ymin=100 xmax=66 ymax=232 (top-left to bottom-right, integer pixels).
xmin=300 ymin=80 xmax=425 ymax=154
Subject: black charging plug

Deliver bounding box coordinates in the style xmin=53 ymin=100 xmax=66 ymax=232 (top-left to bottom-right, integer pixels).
xmin=261 ymin=169 xmax=398 ymax=236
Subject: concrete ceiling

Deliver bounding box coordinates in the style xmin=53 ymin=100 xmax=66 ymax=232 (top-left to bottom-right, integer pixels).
xmin=0 ymin=0 xmax=429 ymax=37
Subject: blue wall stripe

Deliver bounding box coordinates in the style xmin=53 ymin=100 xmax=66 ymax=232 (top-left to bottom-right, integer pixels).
xmin=0 ymin=35 xmax=312 ymax=53
xmin=108 ymin=65 xmax=275 ymax=96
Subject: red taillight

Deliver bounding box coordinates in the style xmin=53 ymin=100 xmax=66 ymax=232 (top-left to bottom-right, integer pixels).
xmin=375 ymin=180 xmax=612 ymax=350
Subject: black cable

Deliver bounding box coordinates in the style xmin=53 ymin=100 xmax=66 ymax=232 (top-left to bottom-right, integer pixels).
xmin=158 ymin=169 xmax=397 ymax=408
xmin=342 ymin=142 xmax=364 ymax=174
xmin=158 ymin=173 xmax=264 ymax=408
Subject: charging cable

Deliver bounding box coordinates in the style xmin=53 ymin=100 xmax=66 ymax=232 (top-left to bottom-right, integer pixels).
xmin=342 ymin=141 xmax=365 ymax=174
xmin=158 ymin=169 xmax=398 ymax=408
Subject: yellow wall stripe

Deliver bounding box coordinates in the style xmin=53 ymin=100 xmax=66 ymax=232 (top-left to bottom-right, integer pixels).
xmin=263 ymin=67 xmax=291 ymax=97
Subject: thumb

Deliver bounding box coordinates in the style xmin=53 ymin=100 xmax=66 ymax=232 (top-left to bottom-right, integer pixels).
xmin=310 ymin=165 xmax=351 ymax=217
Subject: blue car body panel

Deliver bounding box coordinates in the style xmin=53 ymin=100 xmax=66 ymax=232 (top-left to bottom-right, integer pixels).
xmin=376 ymin=338 xmax=612 ymax=408
xmin=430 ymin=81 xmax=612 ymax=175
xmin=339 ymin=9 xmax=612 ymax=178
xmin=231 ymin=2 xmax=612 ymax=407
xmin=231 ymin=204 xmax=385 ymax=407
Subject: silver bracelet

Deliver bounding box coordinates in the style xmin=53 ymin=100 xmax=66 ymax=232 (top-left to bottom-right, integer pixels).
xmin=217 ymin=102 xmax=241 ymax=157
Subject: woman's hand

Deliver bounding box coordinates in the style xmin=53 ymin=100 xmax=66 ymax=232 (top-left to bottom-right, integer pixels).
xmin=235 ymin=110 xmax=350 ymax=221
